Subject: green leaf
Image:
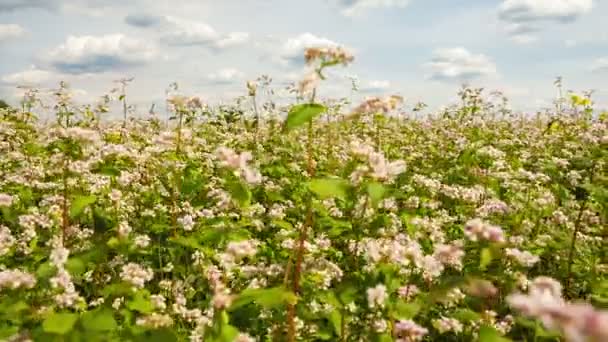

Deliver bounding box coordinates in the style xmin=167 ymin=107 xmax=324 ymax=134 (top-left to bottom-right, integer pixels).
xmin=480 ymin=247 xmax=493 ymax=271
xmin=218 ymin=323 xmax=239 ymax=342
xmin=70 ymin=195 xmax=97 ymax=219
xmin=367 ymin=182 xmax=386 ymax=206
xmin=393 ymin=301 xmax=420 ymax=320
xmin=229 ymin=287 xmax=297 ymax=311
xmin=284 ymin=103 xmax=326 ymax=131
xmin=136 ymin=329 xmax=178 ymax=342
xmin=65 ymin=258 xmax=86 ymax=277
xmin=308 ymin=178 xmax=350 ymax=201
xmin=452 ymin=308 xmax=481 ymax=322
xmin=43 ymin=312 xmax=78 ymax=335
xmin=169 ymin=236 xmax=202 ymax=250
xmin=127 ymin=291 xmax=154 ymax=314
xmin=328 ymin=310 xmax=342 ymax=336
xmin=80 ymin=309 xmax=117 ymax=332
xmin=226 ymin=179 xmax=251 ymax=207
xmin=36 ymin=262 xmax=57 ymax=279
xmin=478 ymin=325 xmax=511 ymax=342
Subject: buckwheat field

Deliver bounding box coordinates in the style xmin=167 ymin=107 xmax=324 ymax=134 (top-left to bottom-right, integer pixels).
xmin=1 ymin=45 xmax=607 ymax=342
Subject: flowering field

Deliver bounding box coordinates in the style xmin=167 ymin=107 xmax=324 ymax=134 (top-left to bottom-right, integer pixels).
xmin=0 ymin=48 xmax=607 ymax=342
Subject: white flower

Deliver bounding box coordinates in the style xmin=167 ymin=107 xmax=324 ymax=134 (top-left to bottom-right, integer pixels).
xmin=120 ymin=263 xmax=154 ymax=288
xmin=134 ymin=234 xmax=151 ymax=248
xmin=395 ymin=319 xmax=428 ymax=341
xmin=0 ymin=193 xmax=14 ymax=207
xmin=136 ymin=313 xmax=173 ymax=328
xmin=117 ymin=221 xmax=131 ymax=238
xmin=367 ymin=284 xmax=388 ymax=309
xmin=505 ymin=248 xmax=540 ymax=267
xmin=0 ymin=269 xmax=36 ymax=290
xmin=178 ymin=215 xmax=195 ymax=231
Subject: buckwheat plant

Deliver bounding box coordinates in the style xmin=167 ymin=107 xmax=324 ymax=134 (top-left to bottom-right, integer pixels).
xmin=0 ymin=47 xmax=606 ymax=342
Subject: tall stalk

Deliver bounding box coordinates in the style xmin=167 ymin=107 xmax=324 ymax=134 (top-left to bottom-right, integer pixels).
xmin=287 ymin=90 xmax=317 ymax=342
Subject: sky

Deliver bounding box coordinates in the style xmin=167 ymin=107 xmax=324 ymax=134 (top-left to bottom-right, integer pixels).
xmin=0 ymin=0 xmax=607 ymax=116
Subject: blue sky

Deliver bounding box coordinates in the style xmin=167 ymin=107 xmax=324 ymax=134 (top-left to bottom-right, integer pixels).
xmin=0 ymin=0 xmax=606 ymax=114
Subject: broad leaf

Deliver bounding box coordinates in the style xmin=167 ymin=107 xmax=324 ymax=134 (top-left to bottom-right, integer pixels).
xmin=308 ymin=178 xmax=350 ymax=201
xmin=127 ymin=291 xmax=154 ymax=314
xmin=229 ymin=287 xmax=297 ymax=311
xmin=480 ymin=247 xmax=493 ymax=271
xmin=80 ymin=309 xmax=117 ymax=332
xmin=70 ymin=195 xmax=97 ymax=219
xmin=367 ymin=182 xmax=386 ymax=206
xmin=284 ymin=103 xmax=326 ymax=131
xmin=42 ymin=312 xmax=78 ymax=335
xmin=478 ymin=325 xmax=512 ymax=342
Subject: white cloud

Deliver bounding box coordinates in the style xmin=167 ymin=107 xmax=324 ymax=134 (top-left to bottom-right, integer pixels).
xmin=0 ymin=0 xmax=55 ymax=12
xmin=0 ymin=24 xmax=25 ymax=42
xmin=338 ymin=0 xmax=410 ymax=17
xmin=498 ymin=0 xmax=593 ymax=23
xmin=2 ymin=66 xmax=53 ymax=85
xmin=424 ymin=47 xmax=497 ymax=81
xmin=207 ymin=68 xmax=245 ymax=84
xmin=215 ymin=32 xmax=250 ymax=49
xmin=361 ymin=80 xmax=392 ymax=92
xmin=498 ymin=0 xmax=593 ymax=42
xmin=0 ymin=0 xmax=117 ymax=14
xmin=45 ymin=34 xmax=158 ymax=74
xmin=277 ymin=33 xmax=340 ymax=66
xmin=510 ymin=34 xmax=538 ymax=44
xmin=125 ymin=14 xmax=249 ymax=49
xmin=590 ymin=58 xmax=608 ymax=72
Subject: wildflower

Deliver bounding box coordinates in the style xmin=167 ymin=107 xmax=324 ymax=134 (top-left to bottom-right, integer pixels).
xmin=0 ymin=193 xmax=14 ymax=207
xmin=0 ymin=226 xmax=15 ymax=256
xmin=464 ymin=219 xmax=505 ymax=243
xmin=433 ymin=243 xmax=465 ymax=270
xmin=298 ymin=71 xmax=320 ymax=96
xmin=150 ymin=294 xmax=167 ymax=311
xmin=505 ymin=248 xmax=540 ymax=267
xmin=136 ymin=313 xmax=173 ymax=328
xmin=394 ymin=319 xmax=428 ymax=341
xmin=433 ymin=317 xmax=463 ymax=334
xmin=215 ymin=147 xmax=262 ymax=185
xmin=304 ymin=46 xmax=354 ymax=66
xmin=117 ymin=221 xmax=131 ymax=238
xmin=398 ymin=285 xmax=419 ymax=300
xmin=178 ymin=215 xmax=195 ymax=231
xmin=133 ymin=234 xmax=151 ymax=248
xmin=246 ymin=81 xmax=257 ymax=97
xmin=226 ymin=240 xmax=258 ymax=260
xmin=234 ymin=333 xmax=256 ymax=342
xmin=367 ymin=284 xmax=388 ymax=309
xmin=351 ymin=95 xmax=404 ymax=115
xmin=211 ymin=290 xmax=233 ymax=310
xmin=0 ymin=269 xmax=36 ymax=290
xmin=120 ymin=263 xmax=154 ymax=289
xmin=373 ymin=319 xmax=388 ymax=333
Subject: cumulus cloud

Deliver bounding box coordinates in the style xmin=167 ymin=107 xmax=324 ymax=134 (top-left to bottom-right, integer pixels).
xmin=0 ymin=24 xmax=25 ymax=42
xmin=337 ymin=0 xmax=410 ymax=17
xmin=125 ymin=14 xmax=249 ymax=49
xmin=45 ymin=34 xmax=158 ymax=74
xmin=498 ymin=0 xmax=594 ymax=42
xmin=2 ymin=66 xmax=53 ymax=85
xmin=424 ymin=47 xmax=497 ymax=81
xmin=590 ymin=58 xmax=608 ymax=72
xmin=207 ymin=68 xmax=245 ymax=84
